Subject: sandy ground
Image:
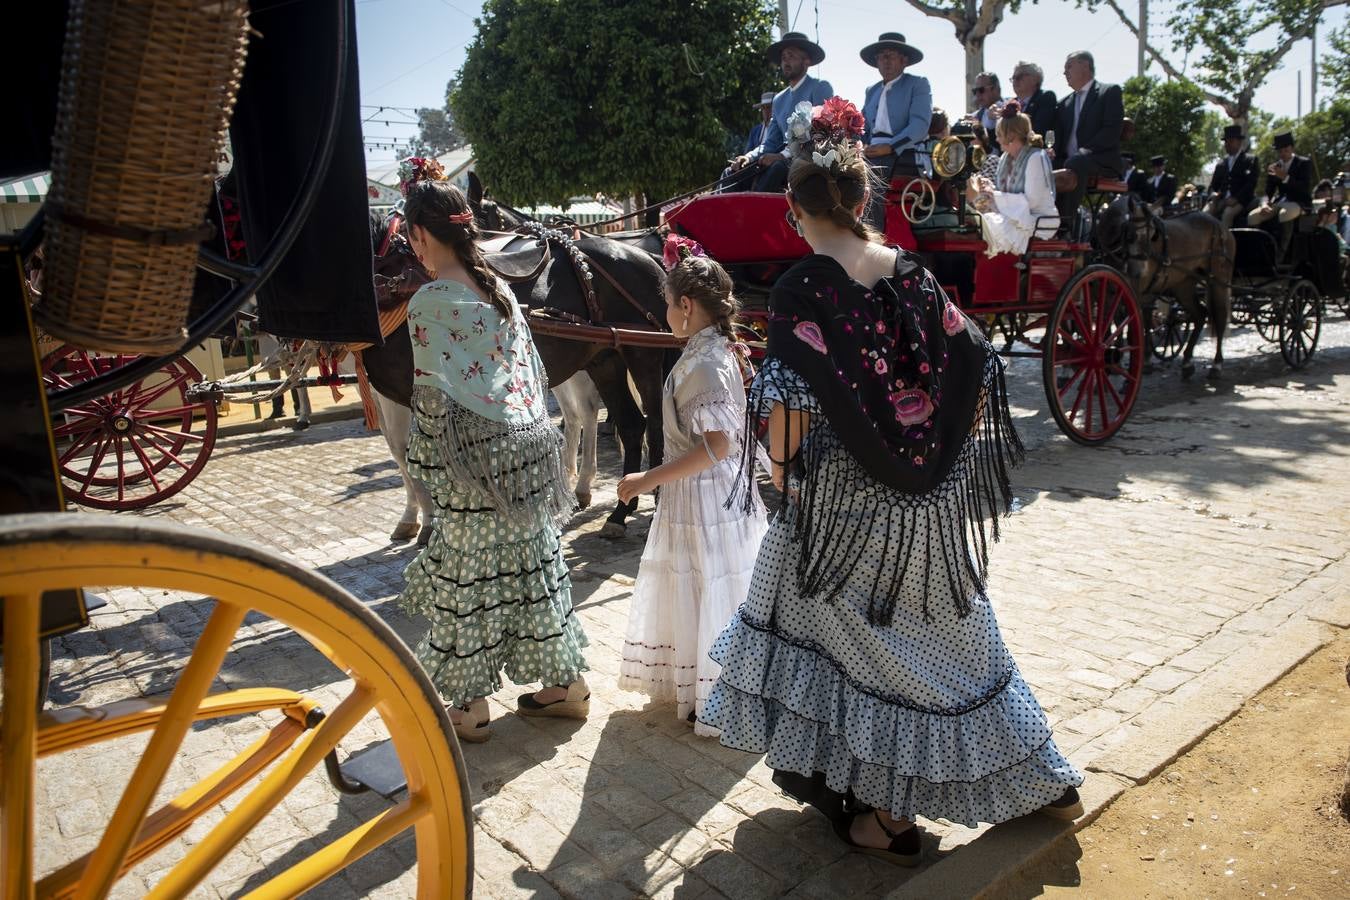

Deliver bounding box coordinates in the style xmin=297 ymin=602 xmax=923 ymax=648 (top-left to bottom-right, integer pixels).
xmin=1005 ymin=632 xmax=1350 ymax=899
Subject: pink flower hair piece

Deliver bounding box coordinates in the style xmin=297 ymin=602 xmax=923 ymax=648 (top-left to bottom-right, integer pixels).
xmin=662 ymin=235 xmax=706 ymax=272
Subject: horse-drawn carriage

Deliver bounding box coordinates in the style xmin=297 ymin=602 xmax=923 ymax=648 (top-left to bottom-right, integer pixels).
xmin=663 ymin=159 xmax=1146 ymax=445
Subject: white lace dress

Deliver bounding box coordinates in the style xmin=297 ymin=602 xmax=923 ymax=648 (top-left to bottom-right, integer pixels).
xmin=618 ymin=326 xmax=767 ymax=735
xmin=978 ymin=147 xmax=1060 ymax=256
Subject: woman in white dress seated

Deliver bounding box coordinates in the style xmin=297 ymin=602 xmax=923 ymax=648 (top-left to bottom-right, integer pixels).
xmin=965 ymin=101 xmax=1058 ymax=256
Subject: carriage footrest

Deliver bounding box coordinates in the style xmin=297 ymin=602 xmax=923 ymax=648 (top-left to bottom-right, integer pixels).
xmin=337 ymin=739 xmax=407 ymax=799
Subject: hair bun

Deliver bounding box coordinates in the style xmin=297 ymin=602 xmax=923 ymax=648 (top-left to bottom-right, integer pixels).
xmin=999 ymin=100 xmax=1023 ymax=120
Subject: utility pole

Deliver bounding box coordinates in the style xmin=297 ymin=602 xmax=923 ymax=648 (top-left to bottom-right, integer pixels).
xmin=1311 ymin=22 xmax=1318 ymax=112
xmin=1138 ymin=0 xmax=1147 ymax=78
xmin=778 ymin=0 xmax=790 ymax=34
xmin=1297 ymin=69 xmax=1302 ymax=118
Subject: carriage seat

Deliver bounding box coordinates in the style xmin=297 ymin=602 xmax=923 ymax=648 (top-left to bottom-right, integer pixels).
xmin=1087 ymin=177 xmax=1129 ymax=193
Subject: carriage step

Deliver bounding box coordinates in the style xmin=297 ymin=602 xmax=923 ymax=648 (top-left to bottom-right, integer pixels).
xmin=334 ymin=739 xmax=407 ymax=799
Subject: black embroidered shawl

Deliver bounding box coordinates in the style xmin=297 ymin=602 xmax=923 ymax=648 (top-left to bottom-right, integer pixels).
xmin=732 ymin=251 xmax=1025 ymax=624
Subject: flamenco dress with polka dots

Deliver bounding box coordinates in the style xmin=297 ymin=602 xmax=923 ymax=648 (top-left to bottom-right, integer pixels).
xmin=703 ymin=253 xmax=1083 ymax=827
xmin=617 ymin=326 xmax=767 ymax=735
xmin=397 ymin=279 xmax=588 ymax=707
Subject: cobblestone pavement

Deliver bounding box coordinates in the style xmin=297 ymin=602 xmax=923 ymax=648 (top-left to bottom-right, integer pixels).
xmin=36 ymin=316 xmax=1350 ymax=898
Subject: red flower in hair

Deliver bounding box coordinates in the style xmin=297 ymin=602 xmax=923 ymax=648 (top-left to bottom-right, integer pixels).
xmin=815 ymin=97 xmax=866 ymax=141
xmin=662 ymin=234 xmax=705 ymax=271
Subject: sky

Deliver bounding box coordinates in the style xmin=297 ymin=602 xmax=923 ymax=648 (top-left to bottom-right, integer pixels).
xmin=355 ymin=0 xmax=1349 ymax=173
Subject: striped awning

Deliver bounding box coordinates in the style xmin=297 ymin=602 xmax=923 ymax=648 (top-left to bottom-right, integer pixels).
xmin=521 ymin=199 xmax=623 ymax=226
xmin=0 ymin=172 xmax=49 ymax=203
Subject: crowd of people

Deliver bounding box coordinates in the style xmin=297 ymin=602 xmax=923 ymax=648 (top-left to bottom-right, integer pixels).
xmin=727 ymin=30 xmax=1349 ymax=260
xmin=392 ymin=81 xmax=1084 ymax=863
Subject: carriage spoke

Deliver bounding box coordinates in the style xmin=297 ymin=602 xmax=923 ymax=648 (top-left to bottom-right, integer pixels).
xmin=238 ymin=795 xmax=430 ymax=900
xmin=143 ymin=404 xmax=200 ymax=419
xmin=139 ymin=430 xmax=192 ymax=471
xmin=2 ymin=592 xmax=43 ymax=893
xmin=1067 ymin=298 xmax=1095 ymax=340
xmin=114 ymin=436 xmax=128 ymax=503
xmin=53 ymin=410 xmax=103 ymax=438
xmin=139 ymin=422 xmax=206 ymax=443
xmin=126 ymin=435 xmax=165 ymax=494
xmin=1081 ymin=370 xmax=1096 ymax=433
xmin=145 ymin=685 xmax=377 ymax=900
xmin=75 ymin=602 xmax=247 ymax=900
xmin=1097 ymin=285 xmax=1120 ymax=339
xmin=1096 ymin=372 xmax=1112 ymax=428
xmin=1067 ymin=368 xmax=1092 ymax=424
xmin=123 ymin=370 xmax=189 ymax=411
xmin=77 ymin=435 xmax=114 ymax=496
xmin=1055 ymin=362 xmax=1088 ymax=399
xmin=1102 ymin=373 xmax=1126 ymax=413
xmin=58 ymin=427 xmax=104 ymax=467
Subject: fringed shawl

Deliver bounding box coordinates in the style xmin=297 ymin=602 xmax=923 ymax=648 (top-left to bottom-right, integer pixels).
xmin=731 ymin=253 xmax=1025 ymax=624
xmin=408 ymin=279 xmax=572 ymax=527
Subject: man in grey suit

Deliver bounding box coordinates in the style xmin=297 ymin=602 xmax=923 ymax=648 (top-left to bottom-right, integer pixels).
xmin=1010 ymin=61 xmax=1057 ymax=139
xmin=729 ymin=31 xmax=833 ymax=193
xmin=1052 ymin=50 xmax=1124 ymax=224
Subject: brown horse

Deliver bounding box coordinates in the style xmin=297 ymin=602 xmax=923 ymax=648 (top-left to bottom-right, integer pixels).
xmin=1098 ymin=194 xmax=1235 ymax=379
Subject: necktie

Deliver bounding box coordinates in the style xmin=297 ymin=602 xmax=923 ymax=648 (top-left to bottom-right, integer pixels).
xmin=1067 ymin=90 xmax=1086 ymax=156
xmin=875 ymin=81 xmax=893 ymax=135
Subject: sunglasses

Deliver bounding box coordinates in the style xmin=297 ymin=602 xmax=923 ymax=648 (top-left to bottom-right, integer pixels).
xmin=972 ymin=86 xmax=988 ymax=94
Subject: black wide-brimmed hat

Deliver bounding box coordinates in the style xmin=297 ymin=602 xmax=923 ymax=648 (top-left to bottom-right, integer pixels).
xmin=1222 ymin=124 xmax=1244 ymax=141
xmin=1150 ymin=155 xmax=1166 ymax=166
xmin=860 ymin=32 xmax=923 ymax=67
xmin=767 ymin=31 xmax=825 ymax=66
xmin=1272 ymin=131 xmax=1295 ymax=149
xmin=1121 ymin=151 xmax=1135 ymax=164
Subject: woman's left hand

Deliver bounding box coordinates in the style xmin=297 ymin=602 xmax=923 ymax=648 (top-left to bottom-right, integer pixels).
xmin=617 ymin=472 xmax=653 ymax=504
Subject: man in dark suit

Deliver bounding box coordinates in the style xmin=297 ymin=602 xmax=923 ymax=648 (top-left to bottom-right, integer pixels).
xmin=1121 ymin=152 xmax=1148 ymax=197
xmin=1249 ymin=131 xmax=1313 ymax=226
xmin=1144 ymin=155 xmax=1177 ymax=210
xmin=1010 ymin=60 xmax=1057 ymax=139
xmin=1204 ymin=124 xmax=1259 ymax=228
xmin=1052 ymin=50 xmax=1125 ymax=223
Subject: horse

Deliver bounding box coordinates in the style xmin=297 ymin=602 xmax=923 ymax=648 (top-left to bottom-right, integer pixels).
xmin=358 ymin=209 xmax=672 ymax=543
xmin=1097 ymin=194 xmax=1235 ymax=380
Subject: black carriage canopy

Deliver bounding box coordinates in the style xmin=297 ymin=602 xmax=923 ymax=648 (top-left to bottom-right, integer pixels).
xmin=4 ymin=0 xmax=381 ymax=346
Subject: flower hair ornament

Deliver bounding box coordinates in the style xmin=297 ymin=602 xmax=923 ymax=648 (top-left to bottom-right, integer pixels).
xmin=786 ymin=96 xmax=867 ymax=175
xmin=397 ymin=156 xmax=448 ymax=196
xmin=662 ymin=234 xmax=706 ymax=271
xmin=998 ymin=99 xmax=1023 ymax=120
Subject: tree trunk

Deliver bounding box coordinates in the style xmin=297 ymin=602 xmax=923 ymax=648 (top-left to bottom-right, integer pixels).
xmin=965 ymin=40 xmax=984 ymax=113
xmin=640 ymin=190 xmax=659 ymax=229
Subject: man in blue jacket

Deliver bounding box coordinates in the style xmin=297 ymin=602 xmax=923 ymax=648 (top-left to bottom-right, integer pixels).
xmin=859 ymin=32 xmax=931 ymax=226
xmin=729 ymin=31 xmax=833 ymax=192
xmin=744 ymin=92 xmax=776 ymax=155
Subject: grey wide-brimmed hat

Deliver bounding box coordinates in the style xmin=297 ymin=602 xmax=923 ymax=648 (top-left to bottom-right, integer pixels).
xmin=767 ymin=31 xmax=825 ymax=66
xmin=860 ymin=32 xmax=923 ymax=67
xmin=752 ymin=91 xmax=776 ymax=108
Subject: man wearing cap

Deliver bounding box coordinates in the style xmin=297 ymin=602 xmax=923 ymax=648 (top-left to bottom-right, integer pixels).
xmin=1052 ymin=50 xmax=1124 ymax=224
xmin=1120 ymin=152 xmax=1146 ymax=198
xmin=1143 ymin=155 xmax=1177 ymax=210
xmin=1204 ymin=125 xmax=1259 ymax=228
xmin=730 ymin=31 xmax=833 ymax=193
xmin=744 ymin=92 xmax=776 ymax=154
xmin=1249 ymin=132 xmax=1312 ymax=227
xmin=860 ymin=33 xmax=932 ymax=173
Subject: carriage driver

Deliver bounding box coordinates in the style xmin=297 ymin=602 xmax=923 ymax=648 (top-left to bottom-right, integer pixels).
xmin=1204 ymin=124 xmax=1259 ymax=229
xmin=728 ymin=31 xmax=833 ymax=193
xmin=1249 ymin=132 xmax=1313 ymax=227
xmin=859 ymin=32 xmax=932 ymax=228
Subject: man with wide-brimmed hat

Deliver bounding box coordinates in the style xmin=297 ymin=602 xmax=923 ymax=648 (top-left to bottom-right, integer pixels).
xmin=859 ymin=33 xmax=931 ymax=172
xmin=1205 ymin=124 xmax=1259 ymax=228
xmin=1250 ymin=131 xmax=1312 ymax=226
xmin=744 ymin=91 xmax=776 ymax=155
xmin=730 ymin=31 xmax=833 ymax=192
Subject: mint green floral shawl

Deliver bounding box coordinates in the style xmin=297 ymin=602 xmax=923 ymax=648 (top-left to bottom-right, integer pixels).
xmin=407 ymin=278 xmax=571 ymax=524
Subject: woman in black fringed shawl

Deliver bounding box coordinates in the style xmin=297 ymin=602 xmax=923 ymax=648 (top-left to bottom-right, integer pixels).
xmin=702 ymin=98 xmax=1083 ymax=865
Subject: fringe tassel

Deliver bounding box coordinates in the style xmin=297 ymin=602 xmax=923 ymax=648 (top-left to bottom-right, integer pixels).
xmin=734 ymin=353 xmax=1024 ymax=626
xmin=353 ymin=351 xmax=380 ymax=432
xmin=411 ymin=384 xmax=575 ymax=529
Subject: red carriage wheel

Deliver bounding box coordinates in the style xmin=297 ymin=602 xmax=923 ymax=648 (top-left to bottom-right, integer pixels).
xmin=42 ymin=346 xmax=218 ymax=510
xmin=1041 ymin=265 xmax=1144 ymax=445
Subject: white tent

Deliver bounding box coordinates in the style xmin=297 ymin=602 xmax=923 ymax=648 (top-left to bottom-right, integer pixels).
xmin=0 ymin=171 xmax=48 ymax=233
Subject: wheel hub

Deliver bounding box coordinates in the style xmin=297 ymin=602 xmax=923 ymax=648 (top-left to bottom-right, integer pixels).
xmin=111 ymin=413 xmax=134 ymax=433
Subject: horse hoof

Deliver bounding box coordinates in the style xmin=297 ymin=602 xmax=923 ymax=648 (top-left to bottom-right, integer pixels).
xmin=575 ymin=492 xmax=592 ymax=509
xmin=390 ymin=521 xmax=419 ymax=542
xmin=599 ymin=522 xmax=626 ymax=540
xmin=417 ymin=525 xmax=434 ymax=547
xmin=1180 ymin=363 xmax=1196 ymax=381
xmin=1206 ymin=366 xmax=1223 ymax=381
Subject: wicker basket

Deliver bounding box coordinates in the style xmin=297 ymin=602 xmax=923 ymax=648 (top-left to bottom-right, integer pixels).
xmin=35 ymin=0 xmax=251 ymax=354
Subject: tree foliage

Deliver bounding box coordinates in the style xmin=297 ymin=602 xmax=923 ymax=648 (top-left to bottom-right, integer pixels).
xmin=1121 ymin=76 xmax=1210 ymax=182
xmin=451 ymin=0 xmax=778 ymax=206
xmin=1323 ymin=22 xmax=1350 ymax=98
xmin=1083 ymin=0 xmax=1348 ymax=123
xmin=414 ymin=80 xmax=467 ymax=157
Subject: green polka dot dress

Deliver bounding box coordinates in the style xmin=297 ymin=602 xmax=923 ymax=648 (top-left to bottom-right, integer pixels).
xmin=398 ymin=407 xmax=589 ymax=707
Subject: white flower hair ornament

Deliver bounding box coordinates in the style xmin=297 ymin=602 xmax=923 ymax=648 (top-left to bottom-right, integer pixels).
xmin=785 ymin=101 xmax=815 ymax=157
xmin=811 ymin=148 xmax=840 ymax=170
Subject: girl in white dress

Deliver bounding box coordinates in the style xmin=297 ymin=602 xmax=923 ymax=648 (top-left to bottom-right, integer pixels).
xmin=617 ymin=240 xmax=767 ymax=736
xmin=967 ymin=101 xmax=1059 ymax=256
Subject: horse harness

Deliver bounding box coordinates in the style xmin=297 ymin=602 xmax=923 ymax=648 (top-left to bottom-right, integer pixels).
xmin=1125 ymin=197 xmax=1230 ymax=297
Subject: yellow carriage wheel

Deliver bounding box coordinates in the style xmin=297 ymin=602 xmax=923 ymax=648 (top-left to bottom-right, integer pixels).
xmin=0 ymin=513 xmax=472 ymax=899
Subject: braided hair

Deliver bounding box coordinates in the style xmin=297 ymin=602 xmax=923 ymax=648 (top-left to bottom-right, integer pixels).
xmin=667 ymin=251 xmax=739 ymax=343
xmin=402 ymin=180 xmax=513 ymax=322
